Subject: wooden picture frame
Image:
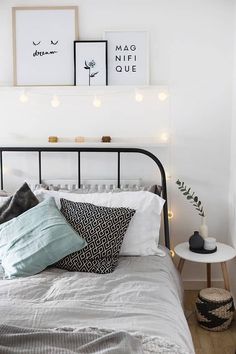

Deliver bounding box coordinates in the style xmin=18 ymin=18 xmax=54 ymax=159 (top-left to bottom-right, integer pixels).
xmin=12 ymin=6 xmax=79 ymax=86
xmin=74 ymin=40 xmax=108 ymax=86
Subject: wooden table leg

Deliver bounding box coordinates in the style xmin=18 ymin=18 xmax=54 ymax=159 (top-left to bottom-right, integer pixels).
xmin=178 ymin=258 xmax=185 ymax=274
xmin=221 ymin=262 xmax=230 ymax=291
xmin=207 ymin=263 xmax=211 ymax=288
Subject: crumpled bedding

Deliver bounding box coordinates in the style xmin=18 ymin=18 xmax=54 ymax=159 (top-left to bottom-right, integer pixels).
xmin=0 ymin=325 xmax=143 ymax=354
xmin=0 ymin=253 xmax=194 ymax=353
xmin=0 ymin=325 xmax=191 ymax=354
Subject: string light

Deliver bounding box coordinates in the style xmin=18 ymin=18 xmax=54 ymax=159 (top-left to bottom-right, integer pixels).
xmin=168 ymin=210 xmax=174 ymax=219
xmin=160 ymin=132 xmax=169 ymax=142
xmin=158 ymin=91 xmax=169 ymax=101
xmin=51 ymin=95 xmax=60 ymax=108
xmin=19 ymin=91 xmax=29 ymax=103
xmin=3 ymin=166 xmax=10 ymax=175
xmin=93 ymin=96 xmax=102 ymax=108
xmin=15 ymin=88 xmax=170 ymax=106
xmin=170 ymin=250 xmax=175 ymax=258
xmin=135 ymin=91 xmax=144 ymax=102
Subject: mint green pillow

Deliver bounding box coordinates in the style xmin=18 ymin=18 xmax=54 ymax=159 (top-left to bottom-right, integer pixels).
xmin=0 ymin=197 xmax=87 ymax=279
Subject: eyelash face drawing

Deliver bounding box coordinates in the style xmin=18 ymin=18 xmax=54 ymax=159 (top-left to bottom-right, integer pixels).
xmin=32 ymin=41 xmax=59 ymax=46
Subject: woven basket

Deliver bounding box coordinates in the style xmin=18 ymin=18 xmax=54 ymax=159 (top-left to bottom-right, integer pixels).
xmin=195 ymin=288 xmax=235 ymax=331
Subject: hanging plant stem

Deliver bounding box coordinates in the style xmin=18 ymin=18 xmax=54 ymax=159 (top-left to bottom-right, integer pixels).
xmin=176 ymin=179 xmax=205 ymax=217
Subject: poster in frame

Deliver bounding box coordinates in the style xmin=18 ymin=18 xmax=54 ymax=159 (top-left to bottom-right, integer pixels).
xmin=104 ymin=30 xmax=149 ymax=86
xmin=74 ymin=40 xmax=108 ymax=86
xmin=12 ymin=6 xmax=78 ymax=86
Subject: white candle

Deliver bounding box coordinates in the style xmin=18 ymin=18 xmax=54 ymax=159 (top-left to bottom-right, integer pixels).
xmin=204 ymin=237 xmax=216 ymax=251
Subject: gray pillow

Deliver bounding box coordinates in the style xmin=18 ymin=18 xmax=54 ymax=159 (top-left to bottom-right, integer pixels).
xmin=0 ymin=183 xmax=39 ymax=224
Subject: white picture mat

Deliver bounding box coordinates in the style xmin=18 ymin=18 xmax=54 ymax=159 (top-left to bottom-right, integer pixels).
xmin=104 ymin=31 xmax=149 ymax=85
xmin=75 ymin=42 xmax=107 ymax=86
xmin=13 ymin=7 xmax=78 ymax=86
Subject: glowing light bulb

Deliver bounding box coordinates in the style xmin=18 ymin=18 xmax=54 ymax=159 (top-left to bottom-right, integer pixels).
xmin=3 ymin=166 xmax=10 ymax=175
xmin=168 ymin=211 xmax=174 ymax=219
xmin=135 ymin=92 xmax=144 ymax=102
xmin=93 ymin=96 xmax=101 ymax=108
xmin=161 ymin=133 xmax=169 ymax=142
xmin=19 ymin=91 xmax=29 ymax=103
xmin=158 ymin=92 xmax=169 ymax=101
xmin=51 ymin=95 xmax=60 ymax=108
xmin=170 ymin=250 xmax=175 ymax=258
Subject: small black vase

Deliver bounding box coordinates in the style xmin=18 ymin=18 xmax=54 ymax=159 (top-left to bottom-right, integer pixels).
xmin=189 ymin=231 xmax=204 ymax=251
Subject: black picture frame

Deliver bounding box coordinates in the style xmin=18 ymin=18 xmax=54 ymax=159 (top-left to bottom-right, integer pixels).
xmin=74 ymin=40 xmax=108 ymax=86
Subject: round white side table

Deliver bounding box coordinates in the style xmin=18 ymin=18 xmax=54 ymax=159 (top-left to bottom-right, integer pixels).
xmin=174 ymin=242 xmax=236 ymax=291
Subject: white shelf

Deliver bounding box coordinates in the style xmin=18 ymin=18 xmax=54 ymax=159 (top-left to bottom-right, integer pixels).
xmin=0 ymin=141 xmax=169 ymax=148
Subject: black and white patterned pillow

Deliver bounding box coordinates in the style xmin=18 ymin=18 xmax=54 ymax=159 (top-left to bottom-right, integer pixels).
xmin=55 ymin=199 xmax=135 ymax=273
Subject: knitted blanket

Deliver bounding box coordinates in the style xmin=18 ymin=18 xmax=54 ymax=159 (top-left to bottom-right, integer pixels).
xmin=0 ymin=325 xmax=191 ymax=354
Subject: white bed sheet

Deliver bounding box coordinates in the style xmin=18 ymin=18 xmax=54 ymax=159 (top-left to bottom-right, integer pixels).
xmin=0 ymin=253 xmax=194 ymax=353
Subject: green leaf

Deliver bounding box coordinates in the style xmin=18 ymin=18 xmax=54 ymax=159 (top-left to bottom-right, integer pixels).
xmin=194 ymin=196 xmax=198 ymax=203
xmin=187 ymin=196 xmax=192 ymax=200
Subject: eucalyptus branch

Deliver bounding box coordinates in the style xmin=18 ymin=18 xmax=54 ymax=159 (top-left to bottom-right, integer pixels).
xmin=176 ymin=179 xmax=205 ymax=217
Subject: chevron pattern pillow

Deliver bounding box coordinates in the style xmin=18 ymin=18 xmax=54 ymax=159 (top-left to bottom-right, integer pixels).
xmin=55 ymin=199 xmax=135 ymax=273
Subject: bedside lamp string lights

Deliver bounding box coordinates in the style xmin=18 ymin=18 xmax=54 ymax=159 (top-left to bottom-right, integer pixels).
xmin=18 ymin=88 xmax=169 ymax=107
xmin=50 ymin=95 xmax=61 ymax=108
xmin=19 ymin=90 xmax=29 ymax=103
xmin=17 ymin=86 xmax=172 ymax=219
xmin=135 ymin=90 xmax=144 ymax=102
xmin=92 ymin=95 xmax=102 ymax=108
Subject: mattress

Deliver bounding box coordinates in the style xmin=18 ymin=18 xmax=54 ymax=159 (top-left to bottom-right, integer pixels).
xmin=0 ymin=253 xmax=194 ymax=353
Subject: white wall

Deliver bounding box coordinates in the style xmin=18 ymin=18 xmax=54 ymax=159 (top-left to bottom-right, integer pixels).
xmin=0 ymin=0 xmax=235 ymax=287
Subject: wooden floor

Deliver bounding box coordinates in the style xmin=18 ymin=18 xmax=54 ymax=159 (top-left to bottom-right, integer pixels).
xmin=185 ymin=290 xmax=236 ymax=354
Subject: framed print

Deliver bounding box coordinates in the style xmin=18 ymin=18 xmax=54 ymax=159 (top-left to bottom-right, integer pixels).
xmin=12 ymin=6 xmax=78 ymax=86
xmin=74 ymin=41 xmax=108 ymax=86
xmin=104 ymin=30 xmax=149 ymax=85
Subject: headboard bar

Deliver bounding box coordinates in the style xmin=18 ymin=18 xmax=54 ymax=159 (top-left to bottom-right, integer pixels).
xmin=78 ymin=151 xmax=81 ymax=189
xmin=117 ymin=152 xmax=121 ymax=189
xmin=0 ymin=146 xmax=170 ymax=249
xmin=0 ymin=150 xmax=3 ymax=191
xmin=38 ymin=151 xmax=42 ymax=185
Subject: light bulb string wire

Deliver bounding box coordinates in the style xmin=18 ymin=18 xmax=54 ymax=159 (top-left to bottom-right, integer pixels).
xmin=0 ymin=85 xmax=169 ymax=99
xmin=167 ymin=86 xmax=174 ymax=251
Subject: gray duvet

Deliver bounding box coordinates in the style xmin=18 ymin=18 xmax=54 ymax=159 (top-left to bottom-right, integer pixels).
xmin=0 ymin=253 xmax=194 ymax=353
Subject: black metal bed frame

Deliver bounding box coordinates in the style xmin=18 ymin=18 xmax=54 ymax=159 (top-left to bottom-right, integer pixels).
xmin=0 ymin=146 xmax=170 ymax=249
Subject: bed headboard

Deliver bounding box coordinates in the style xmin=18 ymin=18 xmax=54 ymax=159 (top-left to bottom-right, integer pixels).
xmin=0 ymin=146 xmax=170 ymax=249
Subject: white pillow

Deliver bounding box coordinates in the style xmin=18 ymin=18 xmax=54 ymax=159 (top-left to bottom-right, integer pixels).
xmin=0 ymin=190 xmax=9 ymax=197
xmin=34 ymin=189 xmax=165 ymax=256
xmin=0 ymin=196 xmax=10 ymax=206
